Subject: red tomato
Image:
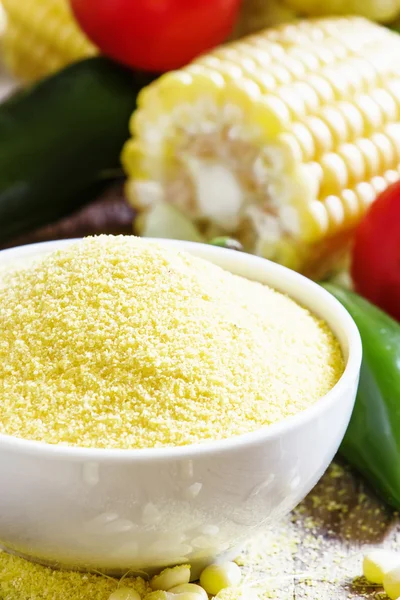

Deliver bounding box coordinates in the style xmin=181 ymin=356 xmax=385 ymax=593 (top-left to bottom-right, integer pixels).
xmin=351 ymin=180 xmax=400 ymax=321
xmin=69 ymin=0 xmax=242 ymax=72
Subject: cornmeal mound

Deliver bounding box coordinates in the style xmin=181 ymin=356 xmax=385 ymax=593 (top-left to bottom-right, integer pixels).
xmin=0 ymin=236 xmax=344 ymax=449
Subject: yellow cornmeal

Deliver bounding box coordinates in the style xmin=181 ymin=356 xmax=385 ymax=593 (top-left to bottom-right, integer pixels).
xmin=0 ymin=551 xmax=150 ymax=600
xmin=0 ymin=235 xmax=344 ymax=449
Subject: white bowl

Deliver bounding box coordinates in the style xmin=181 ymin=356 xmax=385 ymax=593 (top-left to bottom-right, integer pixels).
xmin=0 ymin=239 xmax=362 ymax=577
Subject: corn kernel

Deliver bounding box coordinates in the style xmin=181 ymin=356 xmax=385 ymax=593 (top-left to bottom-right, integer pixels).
xmin=150 ymin=565 xmax=191 ymax=591
xmin=363 ymin=550 xmax=400 ymax=585
xmin=319 ymin=106 xmax=349 ymax=144
xmin=337 ymin=144 xmax=366 ymax=183
xmin=336 ymin=102 xmax=364 ymax=139
xmin=145 ymin=592 xmax=174 ymax=600
xmin=306 ymin=116 xmax=334 ymax=154
xmin=370 ymin=176 xmax=388 ymax=196
xmin=371 ymin=132 xmax=396 ymax=169
xmin=252 ymin=96 xmax=291 ymax=135
xmin=357 ymin=95 xmax=384 ymax=132
xmin=286 ymin=125 xmax=314 ymax=163
xmin=276 ymin=87 xmax=306 ymax=119
xmin=200 ymin=562 xmax=242 ymax=596
xmin=384 ymin=565 xmax=400 ymax=599
xmin=320 ymin=153 xmax=348 ymax=195
xmin=169 ymin=584 xmax=208 ymax=600
xmin=291 ymin=81 xmax=320 ymax=112
xmin=354 ymin=138 xmax=381 ymax=178
xmin=371 ymin=89 xmax=398 ymax=122
xmin=324 ymin=195 xmax=346 ymax=228
xmin=341 ymin=189 xmax=361 ymax=220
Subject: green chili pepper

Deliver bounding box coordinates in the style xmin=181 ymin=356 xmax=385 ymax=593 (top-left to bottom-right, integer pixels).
xmin=322 ymin=282 xmax=400 ymax=510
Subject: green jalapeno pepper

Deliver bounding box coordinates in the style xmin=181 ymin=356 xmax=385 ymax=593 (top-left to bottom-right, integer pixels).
xmin=323 ymin=282 xmax=400 ymax=510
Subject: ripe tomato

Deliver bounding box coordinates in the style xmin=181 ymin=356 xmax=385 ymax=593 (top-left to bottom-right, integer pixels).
xmin=69 ymin=0 xmax=242 ymax=72
xmin=351 ymin=181 xmax=400 ymax=321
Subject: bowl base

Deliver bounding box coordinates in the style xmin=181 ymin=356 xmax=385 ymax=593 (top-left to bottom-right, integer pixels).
xmin=0 ymin=542 xmax=245 ymax=580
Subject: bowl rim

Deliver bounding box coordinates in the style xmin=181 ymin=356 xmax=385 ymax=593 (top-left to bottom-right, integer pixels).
xmin=0 ymin=237 xmax=362 ymax=462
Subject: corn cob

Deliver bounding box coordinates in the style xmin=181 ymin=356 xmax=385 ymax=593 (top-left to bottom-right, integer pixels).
xmin=283 ymin=0 xmax=400 ymax=24
xmin=122 ymin=17 xmax=400 ymax=279
xmin=1 ymin=0 xmax=98 ymax=82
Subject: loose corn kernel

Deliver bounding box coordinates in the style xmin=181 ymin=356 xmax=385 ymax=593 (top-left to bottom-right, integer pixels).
xmin=144 ymin=592 xmax=174 ymax=600
xmin=363 ymin=550 xmax=400 ymax=585
xmin=150 ymin=566 xmax=191 ymax=591
xmin=169 ymin=584 xmax=208 ymax=600
xmin=200 ymin=562 xmax=242 ymax=596
xmin=384 ymin=565 xmax=400 ymax=599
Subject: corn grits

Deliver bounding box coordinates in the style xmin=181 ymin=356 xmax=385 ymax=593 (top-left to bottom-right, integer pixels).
xmin=0 ymin=235 xmax=344 ymax=449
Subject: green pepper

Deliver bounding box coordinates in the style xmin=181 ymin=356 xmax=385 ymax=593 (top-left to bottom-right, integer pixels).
xmin=322 ymin=282 xmax=400 ymax=510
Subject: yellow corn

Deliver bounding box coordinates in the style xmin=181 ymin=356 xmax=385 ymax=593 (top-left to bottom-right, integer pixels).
xmin=283 ymin=0 xmax=400 ymax=24
xmin=122 ymin=17 xmax=400 ymax=279
xmin=1 ymin=0 xmax=98 ymax=82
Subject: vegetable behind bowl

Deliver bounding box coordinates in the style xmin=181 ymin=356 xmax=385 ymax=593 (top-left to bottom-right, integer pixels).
xmin=323 ymin=282 xmax=400 ymax=511
xmin=122 ymin=16 xmax=400 ymax=282
xmin=351 ymin=180 xmax=400 ymax=322
xmin=0 ymin=56 xmax=155 ymax=244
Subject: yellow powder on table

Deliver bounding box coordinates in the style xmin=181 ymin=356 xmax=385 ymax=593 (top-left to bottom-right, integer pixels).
xmin=0 ymin=551 xmax=149 ymax=600
xmin=0 ymin=235 xmax=344 ymax=449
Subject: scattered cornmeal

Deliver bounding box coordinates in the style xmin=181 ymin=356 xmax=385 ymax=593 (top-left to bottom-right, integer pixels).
xmin=0 ymin=235 xmax=344 ymax=449
xmin=0 ymin=552 xmax=254 ymax=600
xmin=0 ymin=551 xmax=150 ymax=600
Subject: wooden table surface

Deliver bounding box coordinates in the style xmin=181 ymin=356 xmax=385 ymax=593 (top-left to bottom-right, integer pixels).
xmin=239 ymin=459 xmax=398 ymax=600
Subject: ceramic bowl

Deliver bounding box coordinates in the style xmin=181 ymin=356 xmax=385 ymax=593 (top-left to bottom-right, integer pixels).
xmin=0 ymin=239 xmax=362 ymax=577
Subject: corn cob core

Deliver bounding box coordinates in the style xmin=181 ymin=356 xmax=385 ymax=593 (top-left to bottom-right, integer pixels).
xmin=122 ymin=17 xmax=400 ymax=278
xmin=1 ymin=0 xmax=98 ymax=82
